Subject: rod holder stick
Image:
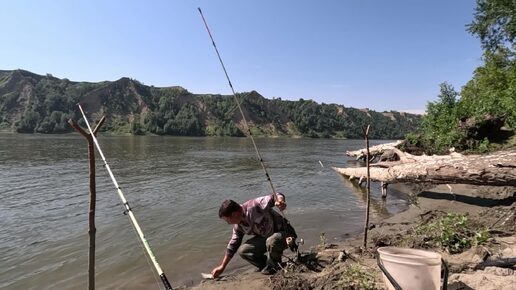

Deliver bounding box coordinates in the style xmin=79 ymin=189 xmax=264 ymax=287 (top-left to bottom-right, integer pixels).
xmin=68 ymin=116 xmax=104 ymax=290
xmin=362 ymin=125 xmax=371 ymax=248
xmin=77 ymin=105 xmax=173 ymax=290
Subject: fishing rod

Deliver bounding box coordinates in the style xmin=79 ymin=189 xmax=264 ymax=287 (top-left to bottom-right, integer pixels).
xmin=78 ymin=104 xmax=173 ymax=290
xmin=197 ymin=7 xmax=281 ymax=207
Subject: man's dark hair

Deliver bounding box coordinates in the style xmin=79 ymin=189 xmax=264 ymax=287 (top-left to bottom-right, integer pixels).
xmin=219 ymin=199 xmax=241 ymax=218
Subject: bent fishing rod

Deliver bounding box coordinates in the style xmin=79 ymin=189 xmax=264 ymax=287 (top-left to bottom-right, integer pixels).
xmin=78 ymin=104 xmax=173 ymax=290
xmin=197 ymin=7 xmax=282 ymax=208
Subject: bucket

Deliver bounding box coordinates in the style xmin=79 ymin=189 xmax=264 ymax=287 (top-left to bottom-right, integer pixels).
xmin=377 ymin=247 xmax=448 ymax=290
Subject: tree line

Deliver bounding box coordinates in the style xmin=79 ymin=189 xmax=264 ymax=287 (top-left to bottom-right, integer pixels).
xmin=0 ymin=72 xmax=421 ymax=139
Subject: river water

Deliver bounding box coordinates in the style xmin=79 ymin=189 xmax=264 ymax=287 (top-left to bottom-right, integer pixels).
xmin=0 ymin=134 xmax=409 ymax=289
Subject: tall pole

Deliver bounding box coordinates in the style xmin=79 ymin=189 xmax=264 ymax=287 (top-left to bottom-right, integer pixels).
xmin=68 ymin=116 xmax=105 ymax=290
xmin=77 ymin=105 xmax=173 ymax=290
xmin=362 ymin=125 xmax=371 ymax=248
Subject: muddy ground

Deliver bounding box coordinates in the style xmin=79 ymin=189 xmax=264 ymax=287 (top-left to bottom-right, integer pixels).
xmin=183 ymin=184 xmax=515 ymax=290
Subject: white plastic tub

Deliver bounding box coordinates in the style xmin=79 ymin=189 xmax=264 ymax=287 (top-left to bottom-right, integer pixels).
xmin=377 ymin=247 xmax=444 ymax=290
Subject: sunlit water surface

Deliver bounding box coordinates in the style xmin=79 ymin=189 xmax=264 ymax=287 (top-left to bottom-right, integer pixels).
xmin=0 ymin=134 xmax=409 ymax=289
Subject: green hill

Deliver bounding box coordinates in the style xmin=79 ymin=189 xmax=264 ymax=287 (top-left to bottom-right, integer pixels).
xmin=0 ymin=69 xmax=421 ymax=138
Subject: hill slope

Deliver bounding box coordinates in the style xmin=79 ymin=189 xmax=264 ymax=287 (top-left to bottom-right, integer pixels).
xmin=0 ymin=69 xmax=421 ymax=138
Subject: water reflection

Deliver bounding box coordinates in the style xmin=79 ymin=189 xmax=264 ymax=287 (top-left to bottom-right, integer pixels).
xmin=336 ymin=174 xmax=390 ymax=218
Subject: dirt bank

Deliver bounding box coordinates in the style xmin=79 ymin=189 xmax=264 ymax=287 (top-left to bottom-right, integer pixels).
xmin=183 ymin=184 xmax=515 ymax=290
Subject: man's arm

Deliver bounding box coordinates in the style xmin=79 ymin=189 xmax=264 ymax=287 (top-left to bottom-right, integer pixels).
xmin=256 ymin=192 xmax=287 ymax=211
xmin=212 ymin=226 xmax=244 ymax=278
xmin=212 ymin=254 xmax=232 ymax=278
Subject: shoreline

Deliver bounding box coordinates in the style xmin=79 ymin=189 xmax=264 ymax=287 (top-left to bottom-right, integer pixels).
xmin=183 ymin=183 xmax=515 ymax=290
xmin=0 ymin=131 xmax=399 ymax=140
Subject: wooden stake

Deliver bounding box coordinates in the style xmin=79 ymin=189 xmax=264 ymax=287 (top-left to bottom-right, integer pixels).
xmin=68 ymin=116 xmax=105 ymax=290
xmin=362 ymin=124 xmax=371 ymax=249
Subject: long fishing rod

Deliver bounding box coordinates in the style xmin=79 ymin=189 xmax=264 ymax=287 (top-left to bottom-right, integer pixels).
xmin=197 ymin=7 xmax=281 ymax=206
xmin=78 ymin=104 xmax=173 ymax=290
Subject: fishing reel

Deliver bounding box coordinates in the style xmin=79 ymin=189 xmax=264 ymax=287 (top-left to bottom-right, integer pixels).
xmin=286 ymin=236 xmax=304 ymax=259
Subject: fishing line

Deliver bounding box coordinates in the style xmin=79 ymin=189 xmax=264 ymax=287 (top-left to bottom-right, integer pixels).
xmin=198 ymin=8 xmax=306 ymax=257
xmin=197 ymin=7 xmax=281 ymax=207
xmin=78 ymin=104 xmax=174 ymax=290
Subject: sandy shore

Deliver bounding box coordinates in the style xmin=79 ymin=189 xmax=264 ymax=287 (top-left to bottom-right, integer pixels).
xmin=182 ymin=184 xmax=515 ymax=290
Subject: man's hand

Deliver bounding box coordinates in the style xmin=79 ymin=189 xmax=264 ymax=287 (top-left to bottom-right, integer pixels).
xmin=274 ymin=195 xmax=287 ymax=211
xmin=211 ymin=264 xmax=225 ymax=278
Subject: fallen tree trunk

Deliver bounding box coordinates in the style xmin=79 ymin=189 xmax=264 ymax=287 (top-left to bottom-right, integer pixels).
xmin=333 ymin=150 xmax=516 ymax=187
xmin=346 ymin=140 xmax=404 ymax=161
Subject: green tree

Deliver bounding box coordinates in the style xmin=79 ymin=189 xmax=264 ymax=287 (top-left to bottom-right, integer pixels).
xmin=16 ymin=110 xmax=40 ymax=133
xmin=461 ymin=0 xmax=516 ymax=132
xmin=165 ymin=104 xmax=202 ymax=136
xmin=421 ymin=83 xmax=464 ymax=153
xmin=408 ymin=0 xmax=516 ymax=153
xmin=54 ymin=112 xmax=71 ymax=133
xmin=468 ymin=0 xmax=516 ymax=53
xmin=143 ymin=111 xmax=161 ymax=133
xmin=460 ymin=49 xmax=516 ymax=128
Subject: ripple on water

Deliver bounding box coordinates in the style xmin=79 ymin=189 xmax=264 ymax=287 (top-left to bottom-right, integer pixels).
xmin=0 ymin=136 xmax=408 ymax=289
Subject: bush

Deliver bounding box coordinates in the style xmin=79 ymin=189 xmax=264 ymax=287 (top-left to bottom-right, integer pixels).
xmin=415 ymin=213 xmax=489 ymax=254
xmin=338 ymin=264 xmax=379 ymax=290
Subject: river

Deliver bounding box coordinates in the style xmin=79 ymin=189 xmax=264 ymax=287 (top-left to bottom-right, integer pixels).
xmin=0 ymin=134 xmax=409 ymax=289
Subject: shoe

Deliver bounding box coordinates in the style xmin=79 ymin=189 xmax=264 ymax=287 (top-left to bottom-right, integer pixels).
xmin=260 ymin=265 xmax=277 ymax=275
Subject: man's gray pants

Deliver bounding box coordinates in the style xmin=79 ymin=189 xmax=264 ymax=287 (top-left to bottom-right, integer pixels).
xmin=237 ymin=232 xmax=287 ymax=269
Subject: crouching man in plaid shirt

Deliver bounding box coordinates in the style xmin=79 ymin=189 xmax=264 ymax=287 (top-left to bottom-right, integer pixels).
xmin=211 ymin=193 xmax=295 ymax=277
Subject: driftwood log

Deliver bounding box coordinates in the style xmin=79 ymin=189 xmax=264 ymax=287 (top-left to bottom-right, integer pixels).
xmin=334 ymin=149 xmax=516 ymax=187
xmin=346 ymin=140 xmax=404 ymax=162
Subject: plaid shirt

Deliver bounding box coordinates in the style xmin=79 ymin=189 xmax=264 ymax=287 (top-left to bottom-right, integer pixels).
xmin=225 ymin=193 xmax=285 ymax=258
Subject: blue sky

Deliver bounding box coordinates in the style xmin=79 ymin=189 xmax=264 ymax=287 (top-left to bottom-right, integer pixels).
xmin=1 ymin=0 xmax=482 ymax=113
